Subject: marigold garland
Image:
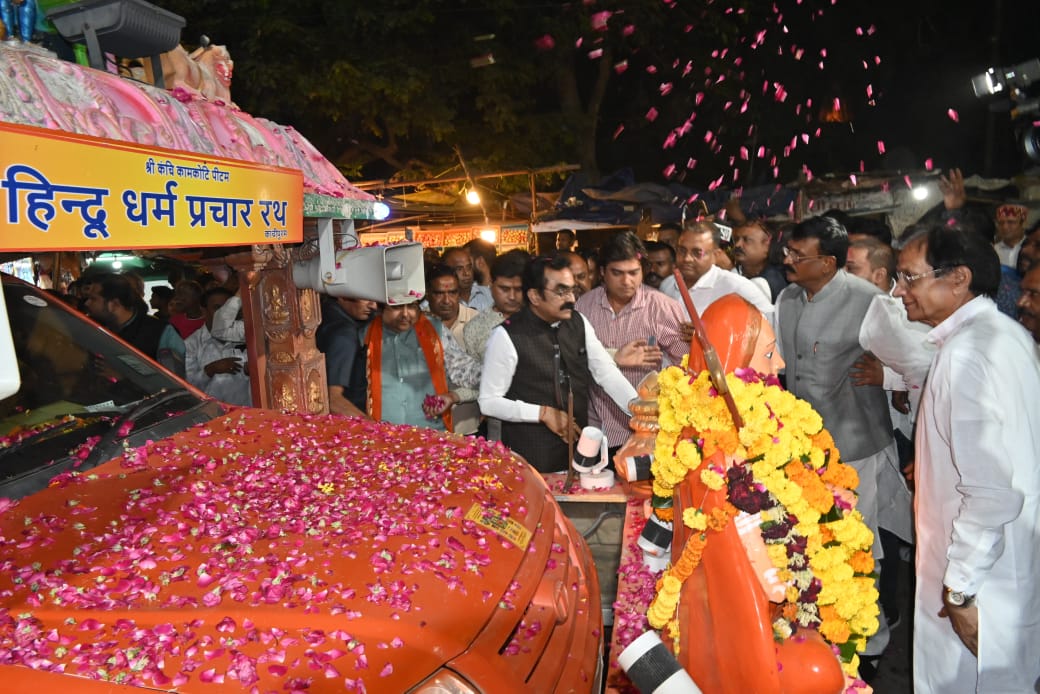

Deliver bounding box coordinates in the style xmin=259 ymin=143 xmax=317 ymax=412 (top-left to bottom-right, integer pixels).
xmin=648 ymin=362 xmax=879 ymax=676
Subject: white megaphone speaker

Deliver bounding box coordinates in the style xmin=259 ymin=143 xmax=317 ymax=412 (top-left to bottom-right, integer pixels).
xmin=293 ymin=219 xmax=425 ymax=304
xmin=572 ymin=426 xmax=614 ymax=490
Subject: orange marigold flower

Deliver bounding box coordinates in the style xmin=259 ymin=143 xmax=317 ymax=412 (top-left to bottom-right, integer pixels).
xmin=821 ymin=460 xmax=860 ymax=489
xmin=671 ymin=533 xmax=707 ymax=581
xmin=819 ymin=605 xmax=852 ymax=644
xmin=654 ymin=507 xmax=674 ymax=523
xmin=849 ymin=550 xmax=875 ymax=575
xmin=785 ymin=462 xmax=834 ymax=513
xmin=819 ymin=526 xmax=836 ymax=545
xmin=702 ymin=429 xmax=740 ymax=458
xmin=812 ymin=430 xmax=838 ymax=458
xmin=706 ymin=502 xmax=737 ymax=531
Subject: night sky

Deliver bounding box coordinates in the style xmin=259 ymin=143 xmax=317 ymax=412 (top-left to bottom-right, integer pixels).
xmin=162 ymin=0 xmax=1040 ymax=185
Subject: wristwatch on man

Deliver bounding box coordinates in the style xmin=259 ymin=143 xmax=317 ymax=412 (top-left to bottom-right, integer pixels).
xmin=943 ymin=586 xmax=975 ymax=607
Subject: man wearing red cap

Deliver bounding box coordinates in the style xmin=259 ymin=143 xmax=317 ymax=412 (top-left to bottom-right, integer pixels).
xmin=994 ymin=203 xmax=1028 ymax=268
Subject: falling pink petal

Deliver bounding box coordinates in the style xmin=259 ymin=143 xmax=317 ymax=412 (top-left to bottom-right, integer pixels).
xmin=590 ymin=11 xmax=612 ymax=31
xmin=659 ymin=82 xmax=673 ymax=96
xmin=623 ymin=24 xmax=636 ymax=37
xmin=534 ymin=35 xmax=555 ymax=51
xmin=859 ymin=160 xmax=866 ymax=172
xmin=662 ymin=163 xmax=677 ymax=178
xmin=646 ymin=65 xmax=658 ymax=74
xmin=877 ymin=140 xmax=886 ymax=155
xmin=612 ymin=124 xmax=625 ymax=140
xmin=645 ymin=107 xmax=658 ymax=122
xmin=925 ymin=158 xmax=934 ymax=170
xmin=614 ymin=60 xmax=628 ymax=74
xmin=686 ymin=158 xmax=697 ymax=169
xmin=904 ymin=175 xmax=913 ymax=189
xmin=587 ymin=48 xmax=603 ymax=60
xmin=850 ymin=174 xmax=858 ymax=186
xmin=947 ymin=108 xmax=959 ymax=122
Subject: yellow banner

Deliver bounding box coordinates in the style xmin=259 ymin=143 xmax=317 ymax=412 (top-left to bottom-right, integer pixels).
xmin=0 ymin=122 xmax=303 ymax=252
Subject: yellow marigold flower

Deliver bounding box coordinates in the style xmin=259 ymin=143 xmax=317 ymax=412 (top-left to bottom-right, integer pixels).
xmin=653 ymin=479 xmax=674 ymax=498
xmin=700 ymin=468 xmax=725 ymax=491
xmin=683 ymin=507 xmax=708 ymax=531
xmin=808 ymin=445 xmax=826 ymax=470
xmin=767 ymin=543 xmax=789 ymax=569
xmin=850 ymin=613 xmax=880 ymax=637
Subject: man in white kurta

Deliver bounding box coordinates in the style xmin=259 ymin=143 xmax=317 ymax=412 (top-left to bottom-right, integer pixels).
xmin=185 ymin=288 xmax=252 ymax=407
xmin=894 ymin=225 xmax=1040 ymax=693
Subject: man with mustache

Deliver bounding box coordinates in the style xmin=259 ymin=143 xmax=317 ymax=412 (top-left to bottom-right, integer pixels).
xmin=642 ymin=240 xmax=675 ymax=290
xmin=733 ymin=220 xmax=788 ymax=301
xmin=1017 ymin=264 xmax=1040 ymax=344
xmin=775 ymin=214 xmax=897 ymax=674
xmin=478 ymin=256 xmax=636 ymax=474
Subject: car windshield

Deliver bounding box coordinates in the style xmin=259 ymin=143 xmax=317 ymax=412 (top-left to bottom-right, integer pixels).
xmin=0 ymin=274 xmax=216 ymax=497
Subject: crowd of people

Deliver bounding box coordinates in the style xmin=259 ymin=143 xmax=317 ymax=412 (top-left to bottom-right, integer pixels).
xmin=316 ymin=177 xmax=1038 ymax=692
xmin=45 ymin=171 xmax=1040 ymax=691
xmin=57 ymin=269 xmax=252 ymax=407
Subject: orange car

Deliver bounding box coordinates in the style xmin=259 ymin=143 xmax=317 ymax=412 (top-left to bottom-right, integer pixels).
xmin=0 ymin=273 xmax=602 ymax=692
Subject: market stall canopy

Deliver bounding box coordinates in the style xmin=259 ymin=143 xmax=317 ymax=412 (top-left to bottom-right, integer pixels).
xmin=0 ymin=42 xmax=375 ymax=213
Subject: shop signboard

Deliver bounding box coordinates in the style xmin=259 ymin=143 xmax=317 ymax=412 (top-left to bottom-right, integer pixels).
xmin=0 ymin=122 xmax=303 ymax=251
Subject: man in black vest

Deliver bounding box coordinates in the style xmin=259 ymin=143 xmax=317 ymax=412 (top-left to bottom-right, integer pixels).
xmin=478 ymin=256 xmax=637 ymax=473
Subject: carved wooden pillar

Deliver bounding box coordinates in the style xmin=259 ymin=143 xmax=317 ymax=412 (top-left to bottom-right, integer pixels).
xmin=226 ymin=243 xmax=329 ymax=415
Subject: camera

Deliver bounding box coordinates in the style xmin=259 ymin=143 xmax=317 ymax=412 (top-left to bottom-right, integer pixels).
xmin=972 ymin=58 xmax=1040 ymax=163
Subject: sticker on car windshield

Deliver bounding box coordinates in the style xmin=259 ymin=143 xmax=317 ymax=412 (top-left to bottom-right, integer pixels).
xmin=116 ymin=354 xmax=157 ymax=375
xmin=465 ymin=504 xmax=532 ymax=551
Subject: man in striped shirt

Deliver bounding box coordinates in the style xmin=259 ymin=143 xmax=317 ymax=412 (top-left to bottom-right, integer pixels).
xmin=574 ymin=231 xmax=687 ymax=466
